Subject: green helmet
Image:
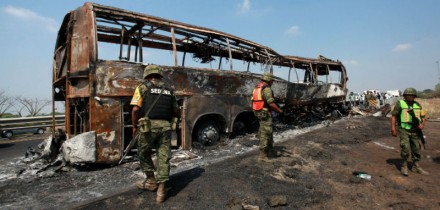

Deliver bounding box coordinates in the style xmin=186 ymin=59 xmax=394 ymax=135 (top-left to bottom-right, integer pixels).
xmin=403 ymin=87 xmax=417 ymax=96
xmin=143 ymin=64 xmax=163 ymax=79
xmin=261 ymin=72 xmax=273 ymax=82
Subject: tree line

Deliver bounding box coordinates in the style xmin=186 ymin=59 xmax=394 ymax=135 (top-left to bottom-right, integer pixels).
xmin=417 ymin=83 xmax=440 ymax=99
xmin=0 ymin=90 xmax=52 ymax=118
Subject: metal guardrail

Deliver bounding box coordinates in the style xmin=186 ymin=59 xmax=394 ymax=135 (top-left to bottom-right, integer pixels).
xmin=0 ymin=115 xmax=65 ymax=131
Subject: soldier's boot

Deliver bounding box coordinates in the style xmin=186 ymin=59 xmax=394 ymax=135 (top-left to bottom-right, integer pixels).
xmin=136 ymin=172 xmax=158 ymax=191
xmin=156 ymin=182 xmax=167 ymax=203
xmin=258 ymin=150 xmax=269 ymax=162
xmin=411 ymin=162 xmax=430 ymax=175
xmin=400 ymin=160 xmax=408 ymax=176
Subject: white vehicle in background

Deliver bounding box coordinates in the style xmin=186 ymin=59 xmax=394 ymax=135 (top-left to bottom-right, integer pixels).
xmin=384 ymin=90 xmax=401 ymax=105
xmin=386 ymin=90 xmax=401 ymax=98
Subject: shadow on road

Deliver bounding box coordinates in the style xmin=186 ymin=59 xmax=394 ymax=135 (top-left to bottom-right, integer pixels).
xmin=168 ymin=166 xmax=205 ymax=197
xmin=386 ymin=158 xmax=402 ymax=171
xmin=432 ymin=157 xmax=440 ymax=164
xmin=0 ymin=143 xmax=15 ymax=148
xmin=273 ymin=145 xmax=292 ymax=157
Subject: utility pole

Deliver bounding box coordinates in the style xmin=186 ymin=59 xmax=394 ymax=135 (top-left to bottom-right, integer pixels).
xmin=437 ymin=61 xmax=440 ymax=84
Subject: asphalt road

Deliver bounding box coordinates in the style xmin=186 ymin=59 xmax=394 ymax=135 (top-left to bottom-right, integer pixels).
xmin=0 ymin=136 xmax=45 ymax=165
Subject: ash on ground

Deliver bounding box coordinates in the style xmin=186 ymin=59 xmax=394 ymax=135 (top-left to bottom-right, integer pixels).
xmin=2 ymin=114 xmax=439 ymax=210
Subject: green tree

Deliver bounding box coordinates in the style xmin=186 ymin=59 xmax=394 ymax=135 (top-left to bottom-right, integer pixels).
xmin=419 ymin=89 xmax=433 ymax=98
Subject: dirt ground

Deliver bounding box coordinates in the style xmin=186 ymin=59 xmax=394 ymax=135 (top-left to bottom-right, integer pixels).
xmin=1 ymin=116 xmax=439 ymax=210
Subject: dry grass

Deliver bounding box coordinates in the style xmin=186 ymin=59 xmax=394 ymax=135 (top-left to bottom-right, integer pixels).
xmin=418 ymin=98 xmax=440 ymax=120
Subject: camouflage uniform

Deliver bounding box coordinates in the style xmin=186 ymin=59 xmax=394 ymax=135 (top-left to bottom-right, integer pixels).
xmin=131 ymin=79 xmax=179 ymax=183
xmin=254 ymin=86 xmax=276 ymax=152
xmin=391 ymin=101 xmax=425 ymax=162
xmin=138 ymin=123 xmax=172 ymax=182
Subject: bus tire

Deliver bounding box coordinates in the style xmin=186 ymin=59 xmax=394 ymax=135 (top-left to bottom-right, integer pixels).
xmin=197 ymin=120 xmax=220 ymax=146
xmin=232 ymin=121 xmax=246 ymax=137
xmin=36 ymin=128 xmax=45 ymax=135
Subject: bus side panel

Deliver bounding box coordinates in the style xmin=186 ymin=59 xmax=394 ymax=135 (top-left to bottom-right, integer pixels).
xmin=161 ymin=66 xmax=257 ymax=96
xmin=91 ymin=98 xmax=123 ymax=163
xmin=228 ymin=95 xmax=253 ymax=132
xmin=284 ymin=83 xmax=345 ymax=105
xmin=326 ymin=84 xmax=345 ymax=99
xmin=95 ymin=62 xmax=142 ymax=97
xmin=180 ymin=94 xmax=253 ymax=149
xmin=70 ymin=5 xmax=96 ymax=74
xmin=181 ymin=95 xmax=229 ymax=149
xmin=67 ymin=79 xmax=90 ymax=98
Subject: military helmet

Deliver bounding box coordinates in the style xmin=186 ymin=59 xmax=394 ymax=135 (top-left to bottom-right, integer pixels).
xmin=403 ymin=87 xmax=417 ymax=96
xmin=143 ymin=64 xmax=163 ymax=79
xmin=261 ymin=72 xmax=274 ymax=82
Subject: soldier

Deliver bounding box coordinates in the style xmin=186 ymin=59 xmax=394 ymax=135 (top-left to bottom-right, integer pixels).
xmin=391 ymin=87 xmax=429 ymax=176
xmin=131 ymin=64 xmax=180 ymax=203
xmin=251 ymin=72 xmax=283 ymax=162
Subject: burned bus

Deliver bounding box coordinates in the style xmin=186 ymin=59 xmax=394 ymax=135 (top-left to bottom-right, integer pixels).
xmin=52 ymin=3 xmax=348 ymax=163
xmin=281 ymin=55 xmax=348 ymax=124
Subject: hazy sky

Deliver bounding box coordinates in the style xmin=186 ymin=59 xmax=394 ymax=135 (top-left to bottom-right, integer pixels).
xmin=1 ymin=0 xmax=439 ymax=103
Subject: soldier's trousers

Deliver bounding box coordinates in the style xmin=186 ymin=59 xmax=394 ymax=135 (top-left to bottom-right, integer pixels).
xmin=254 ymin=110 xmax=273 ymax=151
xmin=398 ymin=127 xmax=422 ymax=162
xmin=138 ymin=129 xmax=172 ymax=183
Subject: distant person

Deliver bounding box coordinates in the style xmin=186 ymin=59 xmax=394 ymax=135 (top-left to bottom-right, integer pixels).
xmin=376 ymin=92 xmax=381 ymax=108
xmin=251 ymin=72 xmax=283 ymax=162
xmin=384 ymin=93 xmax=390 ymax=104
xmin=364 ymin=91 xmax=370 ymax=109
xmin=390 ymin=88 xmax=429 ymax=176
xmin=349 ymin=92 xmax=355 ymax=106
xmin=131 ymin=64 xmax=180 ymax=203
xmin=361 ymin=92 xmax=366 ymax=107
xmin=368 ymin=91 xmax=376 ymax=110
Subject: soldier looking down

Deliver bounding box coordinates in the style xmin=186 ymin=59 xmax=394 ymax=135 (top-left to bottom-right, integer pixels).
xmin=251 ymin=72 xmax=283 ymax=162
xmin=130 ymin=64 xmax=180 ymax=203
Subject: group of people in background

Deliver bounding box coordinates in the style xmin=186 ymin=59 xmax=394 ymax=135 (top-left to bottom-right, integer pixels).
xmin=348 ymin=90 xmax=398 ymax=110
xmin=364 ymin=90 xmax=382 ymax=110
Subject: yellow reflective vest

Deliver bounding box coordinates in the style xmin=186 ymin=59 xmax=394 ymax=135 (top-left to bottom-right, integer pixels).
xmin=399 ymin=100 xmax=422 ymax=129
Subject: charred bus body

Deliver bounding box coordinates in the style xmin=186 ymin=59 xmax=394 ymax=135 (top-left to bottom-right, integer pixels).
xmin=52 ymin=3 xmax=348 ymax=163
xmin=281 ymin=55 xmax=348 ymax=124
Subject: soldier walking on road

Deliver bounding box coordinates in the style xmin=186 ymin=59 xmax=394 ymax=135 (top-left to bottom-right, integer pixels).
xmin=251 ymin=72 xmax=283 ymax=162
xmin=131 ymin=64 xmax=180 ymax=203
xmin=391 ymin=87 xmax=429 ymax=176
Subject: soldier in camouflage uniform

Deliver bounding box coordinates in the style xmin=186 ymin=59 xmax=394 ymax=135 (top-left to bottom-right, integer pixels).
xmin=251 ymin=72 xmax=283 ymax=162
xmin=131 ymin=64 xmax=180 ymax=203
xmin=391 ymin=87 xmax=429 ymax=176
